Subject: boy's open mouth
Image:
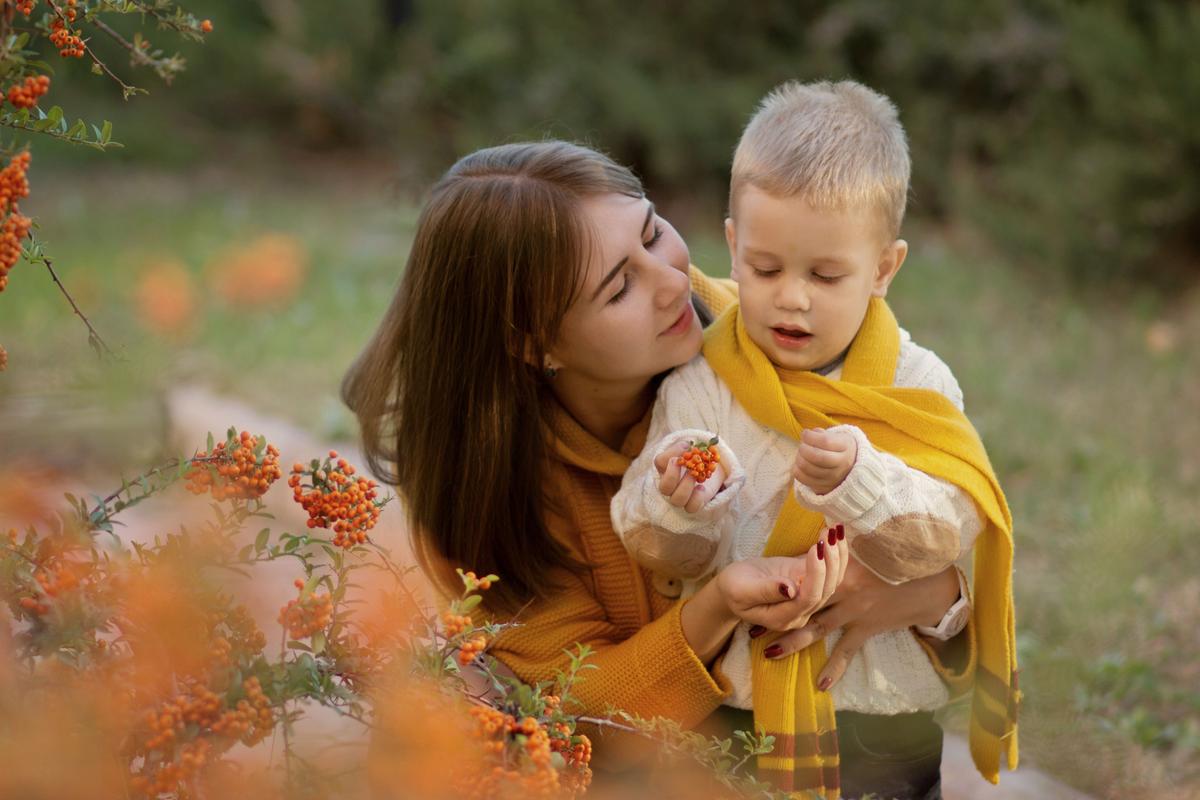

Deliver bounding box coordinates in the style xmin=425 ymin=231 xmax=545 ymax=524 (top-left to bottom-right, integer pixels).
xmin=771 ymin=325 xmax=813 ymax=348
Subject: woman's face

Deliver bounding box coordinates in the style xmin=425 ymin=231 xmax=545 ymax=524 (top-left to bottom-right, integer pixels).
xmin=548 ymin=193 xmax=702 ymax=391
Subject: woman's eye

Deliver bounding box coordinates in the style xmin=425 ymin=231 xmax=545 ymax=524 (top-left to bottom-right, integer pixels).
xmin=608 ymin=273 xmax=633 ymax=304
xmin=644 ymin=225 xmax=663 ymax=248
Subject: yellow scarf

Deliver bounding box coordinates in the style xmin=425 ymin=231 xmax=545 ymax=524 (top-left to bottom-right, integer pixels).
xmin=703 ymin=299 xmax=1019 ymax=795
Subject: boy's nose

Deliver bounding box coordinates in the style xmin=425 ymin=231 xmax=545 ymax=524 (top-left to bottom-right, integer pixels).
xmin=775 ymin=276 xmax=812 ymax=311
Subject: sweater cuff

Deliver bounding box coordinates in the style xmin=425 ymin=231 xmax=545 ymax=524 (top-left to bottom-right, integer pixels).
xmin=793 ymin=424 xmax=886 ymax=521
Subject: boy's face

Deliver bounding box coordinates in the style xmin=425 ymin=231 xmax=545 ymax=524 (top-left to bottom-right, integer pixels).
xmin=725 ymin=186 xmax=907 ymax=372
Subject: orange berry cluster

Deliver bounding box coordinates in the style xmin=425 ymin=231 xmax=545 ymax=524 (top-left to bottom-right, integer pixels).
xmin=184 ymin=430 xmax=283 ymax=502
xmin=441 ymin=610 xmax=472 ymax=637
xmin=6 ymin=75 xmax=50 ymax=109
xmin=288 ymin=450 xmax=381 ymax=548
xmin=49 ymin=1 xmax=85 ymax=58
xmin=461 ymin=705 xmax=591 ymax=799
xmin=0 ymin=151 xmax=32 ymax=293
xmin=457 ymin=634 xmax=488 ymax=666
xmin=209 ymin=676 xmax=273 ymax=745
xmin=681 ymin=436 xmax=721 ymax=482
xmin=460 ymin=570 xmax=493 ymax=591
xmin=13 ymin=0 xmax=36 ymax=16
xmin=18 ymin=560 xmax=85 ymax=614
xmin=200 ymin=18 xmax=212 ymax=32
xmin=278 ymin=578 xmax=333 ymax=639
xmin=129 ymin=738 xmax=210 ymax=798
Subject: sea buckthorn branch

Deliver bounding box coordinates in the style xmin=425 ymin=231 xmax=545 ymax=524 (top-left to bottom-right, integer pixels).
xmin=24 ymin=243 xmax=120 ymax=360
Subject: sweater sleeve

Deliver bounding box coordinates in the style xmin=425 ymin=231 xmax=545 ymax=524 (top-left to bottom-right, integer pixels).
xmin=487 ymin=569 xmax=732 ymax=728
xmin=611 ymin=360 xmax=746 ymax=580
xmin=793 ymin=341 xmax=985 ymax=584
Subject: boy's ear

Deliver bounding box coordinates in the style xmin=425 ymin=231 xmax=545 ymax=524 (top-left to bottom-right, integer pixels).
xmin=872 ymin=238 xmax=908 ymax=297
xmin=724 ymin=217 xmax=740 ymax=281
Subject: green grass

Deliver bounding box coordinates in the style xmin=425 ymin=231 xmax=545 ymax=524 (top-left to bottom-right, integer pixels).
xmin=3 ymin=165 xmax=1199 ymax=797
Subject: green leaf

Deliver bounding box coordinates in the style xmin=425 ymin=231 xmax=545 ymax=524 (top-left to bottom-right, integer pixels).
xmin=66 ymin=119 xmax=86 ymax=139
xmin=237 ymin=543 xmax=254 ymax=561
xmin=459 ymin=594 xmax=482 ymax=613
xmin=207 ymin=431 xmax=214 ymax=452
xmin=287 ymin=640 xmax=312 ymax=652
xmin=100 ymin=120 xmax=112 ymax=143
xmin=284 ymin=537 xmax=301 ymax=552
xmin=46 ymin=106 xmax=63 ymax=126
xmin=254 ymin=528 xmax=270 ymax=553
xmin=311 ymin=631 xmax=326 ymax=654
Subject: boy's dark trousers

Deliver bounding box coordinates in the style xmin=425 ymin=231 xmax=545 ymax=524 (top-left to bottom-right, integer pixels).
xmin=703 ymin=706 xmax=944 ymax=800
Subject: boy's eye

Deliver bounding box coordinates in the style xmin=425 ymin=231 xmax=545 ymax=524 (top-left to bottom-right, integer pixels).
xmin=751 ymin=266 xmax=780 ymax=277
xmin=814 ymin=273 xmax=842 ymax=284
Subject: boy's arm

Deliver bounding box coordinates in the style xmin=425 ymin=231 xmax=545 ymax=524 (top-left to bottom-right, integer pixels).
xmin=794 ymin=348 xmax=984 ymax=585
xmin=612 ymin=360 xmax=746 ymax=580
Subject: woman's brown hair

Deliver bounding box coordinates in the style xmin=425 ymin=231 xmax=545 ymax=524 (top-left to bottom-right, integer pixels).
xmin=342 ymin=141 xmax=644 ymax=611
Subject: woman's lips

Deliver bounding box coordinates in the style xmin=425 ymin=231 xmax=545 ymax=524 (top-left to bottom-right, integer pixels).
xmin=771 ymin=326 xmax=813 ymax=349
xmin=662 ymin=303 xmax=694 ymax=336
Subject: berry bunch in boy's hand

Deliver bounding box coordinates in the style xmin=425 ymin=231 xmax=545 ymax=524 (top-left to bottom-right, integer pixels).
xmin=681 ymin=436 xmax=721 ymax=482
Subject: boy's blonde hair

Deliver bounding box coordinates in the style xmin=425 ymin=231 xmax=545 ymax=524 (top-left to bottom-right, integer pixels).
xmin=730 ymin=80 xmax=910 ymax=239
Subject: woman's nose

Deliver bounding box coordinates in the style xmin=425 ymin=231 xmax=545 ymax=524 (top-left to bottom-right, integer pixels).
xmin=650 ymin=258 xmax=689 ymax=309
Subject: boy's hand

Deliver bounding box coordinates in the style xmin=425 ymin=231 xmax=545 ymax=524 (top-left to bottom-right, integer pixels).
xmin=793 ymin=427 xmax=857 ymax=495
xmin=655 ymin=440 xmax=726 ymax=513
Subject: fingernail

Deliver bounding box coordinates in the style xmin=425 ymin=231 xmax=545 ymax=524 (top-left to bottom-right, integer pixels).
xmin=817 ymin=541 xmax=825 ymax=560
xmin=818 ymin=676 xmax=832 ymax=691
xmin=779 ymin=582 xmax=794 ymax=599
xmin=749 ymin=625 xmax=766 ymax=638
xmin=836 ymin=524 xmax=845 ymax=541
xmin=764 ymin=644 xmax=783 ymax=659
xmin=827 ymin=528 xmax=836 ymax=546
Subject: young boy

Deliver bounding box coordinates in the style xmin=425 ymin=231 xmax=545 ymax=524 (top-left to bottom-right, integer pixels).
xmin=611 ymin=80 xmax=1017 ymax=798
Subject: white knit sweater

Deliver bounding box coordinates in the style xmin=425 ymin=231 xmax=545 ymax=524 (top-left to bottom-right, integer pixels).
xmin=611 ymin=329 xmax=984 ymax=714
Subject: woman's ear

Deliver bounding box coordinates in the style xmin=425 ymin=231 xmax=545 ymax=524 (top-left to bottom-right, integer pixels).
xmin=522 ymin=337 xmax=561 ymax=379
xmin=725 ymin=217 xmax=740 ymax=281
xmin=872 ymin=239 xmax=908 ymax=298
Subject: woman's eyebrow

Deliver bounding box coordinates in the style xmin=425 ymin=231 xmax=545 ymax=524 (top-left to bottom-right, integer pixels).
xmin=590 ymin=201 xmax=656 ymax=301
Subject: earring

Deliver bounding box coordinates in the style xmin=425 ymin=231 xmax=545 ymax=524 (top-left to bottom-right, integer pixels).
xmin=542 ymin=362 xmax=559 ymax=380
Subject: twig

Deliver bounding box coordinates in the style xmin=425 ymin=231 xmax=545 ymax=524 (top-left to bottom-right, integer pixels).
xmin=89 ymin=15 xmax=156 ymax=67
xmin=37 ymin=253 xmax=118 ymax=360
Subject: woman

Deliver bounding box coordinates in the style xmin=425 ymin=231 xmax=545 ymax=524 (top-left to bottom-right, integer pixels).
xmin=344 ymin=141 xmax=971 ymax=793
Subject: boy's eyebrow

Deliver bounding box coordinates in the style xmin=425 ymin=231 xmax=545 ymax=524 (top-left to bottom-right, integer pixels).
xmin=591 ymin=202 xmax=656 ymax=301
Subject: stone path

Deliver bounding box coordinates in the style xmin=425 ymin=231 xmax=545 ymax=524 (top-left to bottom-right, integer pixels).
xmin=164 ymin=384 xmax=1096 ymax=800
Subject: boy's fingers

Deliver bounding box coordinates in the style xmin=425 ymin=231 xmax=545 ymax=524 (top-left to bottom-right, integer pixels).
xmin=654 ymin=441 xmax=689 ymax=474
xmin=658 ymin=458 xmax=684 ymax=495
xmin=803 ymin=427 xmax=853 ymax=453
xmin=683 ymin=484 xmax=708 ymax=513
xmin=667 ymin=471 xmax=697 ymax=507
xmin=796 ymin=442 xmax=843 ymax=470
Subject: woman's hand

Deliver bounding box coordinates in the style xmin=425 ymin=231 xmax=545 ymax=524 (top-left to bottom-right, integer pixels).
xmin=759 ymin=559 xmax=961 ymax=690
xmin=714 ymin=529 xmax=849 ymax=632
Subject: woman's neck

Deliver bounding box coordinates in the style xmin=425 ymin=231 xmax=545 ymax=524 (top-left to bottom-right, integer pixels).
xmin=551 ymin=375 xmax=656 ymax=451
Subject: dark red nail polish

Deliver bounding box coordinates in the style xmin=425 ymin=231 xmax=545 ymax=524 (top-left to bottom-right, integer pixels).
xmin=818 ymin=676 xmax=832 ymax=691
xmin=836 ymin=524 xmax=845 ymax=541
xmin=827 ymin=529 xmax=836 ymax=546
xmin=764 ymin=644 xmax=783 ymax=659
xmin=749 ymin=625 xmax=766 ymax=638
xmin=779 ymin=582 xmax=793 ymax=599
xmin=817 ymin=541 xmax=825 ymax=560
